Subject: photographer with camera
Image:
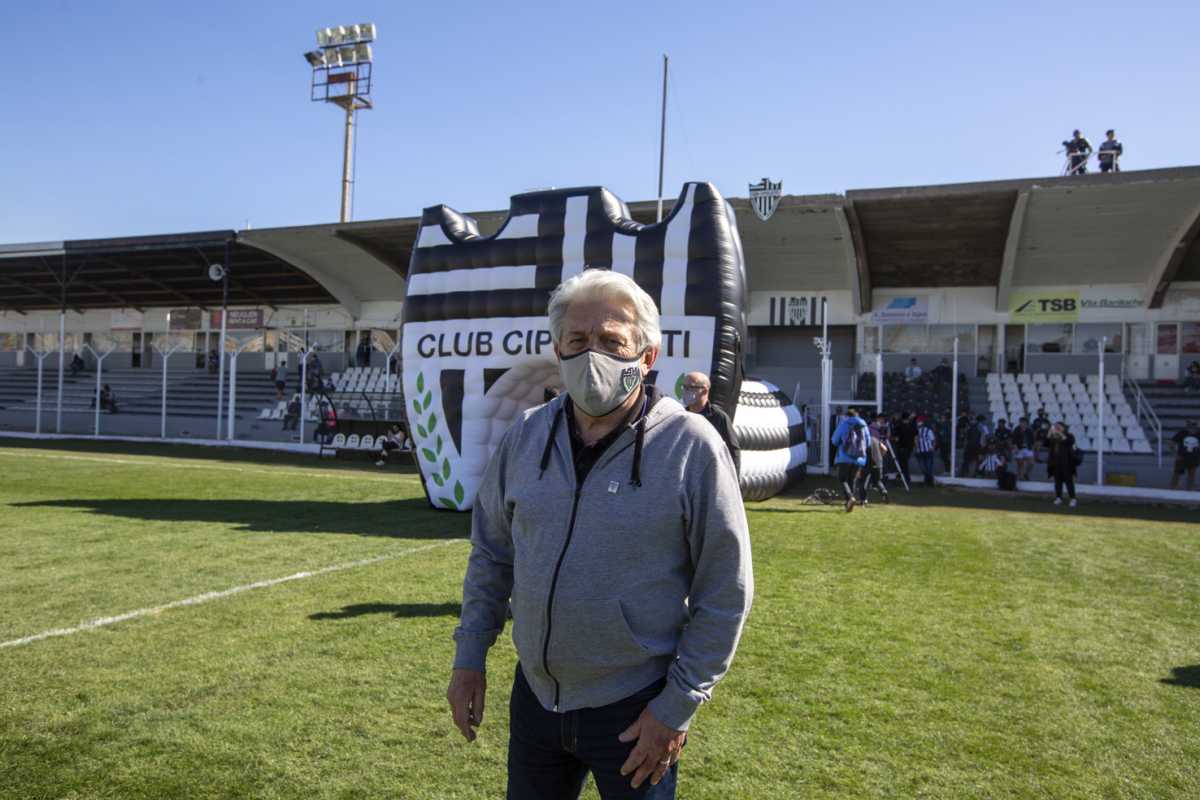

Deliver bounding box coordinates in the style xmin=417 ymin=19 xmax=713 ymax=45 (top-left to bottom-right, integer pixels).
xmin=1063 ymin=129 xmax=1092 ymax=175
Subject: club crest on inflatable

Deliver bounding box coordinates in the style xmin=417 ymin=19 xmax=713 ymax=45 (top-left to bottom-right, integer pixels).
xmin=402 ymin=182 xmax=746 ymax=510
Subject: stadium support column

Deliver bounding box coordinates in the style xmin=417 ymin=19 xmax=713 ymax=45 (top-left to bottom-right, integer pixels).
xmin=215 ymin=243 xmax=229 ymax=440
xmin=656 ymin=54 xmax=668 ymax=223
xmin=340 ymin=100 xmax=354 ymax=223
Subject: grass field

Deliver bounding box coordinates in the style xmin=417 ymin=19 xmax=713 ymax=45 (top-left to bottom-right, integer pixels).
xmin=1 ymin=439 xmax=1198 ymax=799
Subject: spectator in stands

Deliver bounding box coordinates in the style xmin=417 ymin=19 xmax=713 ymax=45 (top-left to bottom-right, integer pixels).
xmin=1011 ymin=417 xmax=1036 ymax=481
xmin=1046 ymin=423 xmax=1079 ymax=507
xmin=1184 ymin=360 xmax=1200 ymax=395
xmin=894 ymin=412 xmax=916 ymax=484
xmin=832 ymin=407 xmax=871 ymax=512
xmin=915 ymin=416 xmax=937 ymax=486
xmin=1063 ymin=129 xmax=1092 ymax=175
xmin=207 ymin=348 xmax=219 ymax=374
xmin=1169 ymin=419 xmax=1199 ymax=491
xmin=356 ymin=336 xmax=372 ymax=369
xmin=962 ymin=414 xmax=986 ymax=477
xmin=955 ymin=409 xmax=972 ymax=475
xmin=978 ymin=437 xmax=1005 ymax=477
xmin=282 ymin=395 xmax=301 ymax=431
xmin=69 ymin=353 xmax=85 ymax=377
xmin=271 ymin=365 xmax=286 ymax=400
xmin=313 ymin=402 xmax=336 ymax=443
xmin=993 ymin=419 xmax=1011 ymax=448
xmin=904 ymin=358 xmax=923 ymax=383
xmin=376 ymin=424 xmax=408 ymax=467
xmin=91 ymin=384 xmax=119 ymax=413
xmin=682 ymin=371 xmax=740 ymax=475
xmin=1097 ymin=130 xmax=1123 ymax=173
xmin=934 ymin=411 xmax=952 ymax=472
xmin=931 ymin=358 xmax=952 ymax=383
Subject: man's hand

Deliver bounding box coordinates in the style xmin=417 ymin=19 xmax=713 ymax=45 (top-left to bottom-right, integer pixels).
xmin=618 ymin=706 xmax=687 ymax=788
xmin=446 ymin=668 xmax=486 ymax=742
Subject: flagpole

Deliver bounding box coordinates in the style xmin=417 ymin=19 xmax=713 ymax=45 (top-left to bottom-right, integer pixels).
xmin=656 ymin=54 xmax=668 ymax=223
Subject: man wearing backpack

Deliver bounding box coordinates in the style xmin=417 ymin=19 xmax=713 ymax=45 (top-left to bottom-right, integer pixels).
xmin=832 ymin=408 xmax=871 ymax=513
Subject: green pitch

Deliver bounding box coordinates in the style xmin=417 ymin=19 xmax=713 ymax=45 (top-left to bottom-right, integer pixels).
xmin=1 ymin=440 xmax=1198 ymax=799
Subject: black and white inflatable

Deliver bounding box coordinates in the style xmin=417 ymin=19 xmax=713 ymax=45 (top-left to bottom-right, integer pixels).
xmin=734 ymin=379 xmax=808 ymax=501
xmin=402 ymin=182 xmax=746 ymax=510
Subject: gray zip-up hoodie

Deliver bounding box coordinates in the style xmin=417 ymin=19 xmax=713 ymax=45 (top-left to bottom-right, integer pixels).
xmin=452 ymin=391 xmax=753 ymax=731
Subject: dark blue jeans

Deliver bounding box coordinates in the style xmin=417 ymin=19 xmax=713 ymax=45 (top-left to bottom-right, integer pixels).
xmin=507 ymin=664 xmax=677 ymax=800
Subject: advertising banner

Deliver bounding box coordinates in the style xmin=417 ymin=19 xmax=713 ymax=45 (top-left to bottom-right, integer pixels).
xmin=871 ymin=295 xmax=930 ymax=324
xmin=1008 ymin=291 xmax=1080 ymax=322
xmin=210 ymin=309 xmax=264 ymax=330
xmin=169 ymin=308 xmax=203 ymax=330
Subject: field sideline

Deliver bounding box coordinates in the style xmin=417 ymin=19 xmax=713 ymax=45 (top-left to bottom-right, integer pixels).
xmin=1 ymin=440 xmax=1198 ymax=799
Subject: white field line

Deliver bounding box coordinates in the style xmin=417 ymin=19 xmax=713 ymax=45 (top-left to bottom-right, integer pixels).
xmin=0 ymin=539 xmax=466 ymax=650
xmin=0 ymin=449 xmax=424 ymax=485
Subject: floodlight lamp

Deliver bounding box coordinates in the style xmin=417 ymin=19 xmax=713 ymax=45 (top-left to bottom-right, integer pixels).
xmin=325 ymin=49 xmax=342 ymax=67
xmin=208 ymin=264 xmax=226 ymax=282
xmin=346 ymin=23 xmax=362 ymax=40
xmin=334 ymin=25 xmax=348 ymax=41
xmin=316 ymin=28 xmax=331 ymax=47
xmin=304 ymin=50 xmax=325 ymax=67
xmin=356 ymin=43 xmax=372 ymax=63
xmin=359 ymin=23 xmax=376 ymax=41
xmin=339 ymin=45 xmax=357 ymax=64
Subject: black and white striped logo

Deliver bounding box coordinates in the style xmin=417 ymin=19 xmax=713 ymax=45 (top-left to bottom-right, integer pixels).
xmin=402 ymin=182 xmax=746 ymax=510
xmin=768 ymin=295 xmax=824 ymax=326
xmin=748 ymin=177 xmax=782 ymax=222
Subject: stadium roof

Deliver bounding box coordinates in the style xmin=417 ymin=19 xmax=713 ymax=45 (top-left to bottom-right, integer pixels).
xmin=3 ymin=166 xmax=1198 ymax=317
xmin=0 ymin=231 xmax=335 ymax=313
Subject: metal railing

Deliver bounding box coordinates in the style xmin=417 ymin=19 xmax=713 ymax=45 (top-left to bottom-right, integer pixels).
xmin=1125 ymin=377 xmax=1163 ymax=466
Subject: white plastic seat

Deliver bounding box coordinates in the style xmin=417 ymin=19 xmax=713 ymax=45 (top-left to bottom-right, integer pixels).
xmin=1048 ymin=374 xmax=1063 ymax=385
xmin=345 ymin=434 xmax=360 ymax=448
xmin=360 ymin=434 xmax=375 ymax=450
xmin=1126 ymin=426 xmax=1146 ymax=441
xmin=331 ymin=433 xmax=346 ymax=448
xmin=1075 ymin=436 xmax=1092 ymax=450
xmin=258 ymin=408 xmax=272 ymax=420
xmin=1133 ymin=441 xmax=1153 ymax=453
xmin=1110 ymin=439 xmax=1131 ymax=453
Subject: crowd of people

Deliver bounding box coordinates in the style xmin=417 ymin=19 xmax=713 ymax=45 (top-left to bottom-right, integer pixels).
xmin=829 ymin=404 xmax=1088 ymax=508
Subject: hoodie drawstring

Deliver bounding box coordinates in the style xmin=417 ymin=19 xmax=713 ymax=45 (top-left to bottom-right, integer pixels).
xmin=630 ymin=415 xmax=646 ymax=488
xmin=539 ymin=406 xmax=563 ymax=480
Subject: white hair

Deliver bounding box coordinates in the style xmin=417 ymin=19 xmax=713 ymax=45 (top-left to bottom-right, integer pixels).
xmin=547 ymin=268 xmax=661 ymax=350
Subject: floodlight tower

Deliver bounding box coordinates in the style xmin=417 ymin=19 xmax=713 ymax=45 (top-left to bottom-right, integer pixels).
xmin=304 ymin=23 xmax=376 ymax=223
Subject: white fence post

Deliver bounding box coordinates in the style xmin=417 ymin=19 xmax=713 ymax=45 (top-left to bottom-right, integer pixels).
xmin=79 ymin=344 xmax=116 ymax=436
xmin=152 ymin=341 xmax=185 ymax=439
xmin=299 ymin=344 xmax=318 ymax=445
xmin=23 ymin=345 xmax=49 ymax=434
xmin=951 ymin=337 xmax=959 ymax=478
xmin=1097 ymin=338 xmax=1106 ymax=486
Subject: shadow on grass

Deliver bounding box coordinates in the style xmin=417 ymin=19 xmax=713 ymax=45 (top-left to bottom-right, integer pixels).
xmin=309 ymin=602 xmax=462 ymax=620
xmin=0 ymin=436 xmax=421 ymax=475
xmin=11 ymin=498 xmax=469 ymax=539
xmin=771 ymin=475 xmax=1199 ymax=523
xmin=1160 ymin=665 xmax=1200 ymax=688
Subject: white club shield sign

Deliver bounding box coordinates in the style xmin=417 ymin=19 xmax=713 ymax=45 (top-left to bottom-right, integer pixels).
xmin=749 ymin=178 xmax=782 ymax=222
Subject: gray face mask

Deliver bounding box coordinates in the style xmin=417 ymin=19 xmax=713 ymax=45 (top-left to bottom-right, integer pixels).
xmin=559 ymin=348 xmax=645 ymax=418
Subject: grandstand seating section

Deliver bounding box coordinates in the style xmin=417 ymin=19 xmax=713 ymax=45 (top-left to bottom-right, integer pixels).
xmin=985 ymin=373 xmax=1152 ymax=453
xmin=856 ymin=371 xmax=969 ymax=418
xmin=258 ymin=367 xmax=401 ymax=422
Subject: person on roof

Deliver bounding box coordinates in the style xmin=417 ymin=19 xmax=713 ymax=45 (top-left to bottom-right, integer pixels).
xmin=1063 ymin=129 xmax=1092 ymax=175
xmin=1097 ymin=129 xmax=1123 ymax=173
xmin=447 ymin=268 xmax=751 ymax=798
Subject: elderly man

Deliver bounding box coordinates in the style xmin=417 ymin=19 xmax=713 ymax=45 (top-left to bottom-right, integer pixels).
xmin=681 ymin=371 xmax=740 ymax=475
xmin=447 ymin=269 xmax=753 ymax=799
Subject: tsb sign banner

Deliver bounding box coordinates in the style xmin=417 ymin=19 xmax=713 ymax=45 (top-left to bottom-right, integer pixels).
xmin=1009 ymin=291 xmax=1080 ymax=322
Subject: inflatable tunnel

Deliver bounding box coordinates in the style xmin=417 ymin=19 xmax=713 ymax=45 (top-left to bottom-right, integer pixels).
xmin=734 ymin=379 xmax=808 ymax=501
xmin=401 ymin=182 xmax=746 ymax=510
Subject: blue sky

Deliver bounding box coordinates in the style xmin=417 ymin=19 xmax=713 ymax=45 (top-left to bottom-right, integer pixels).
xmin=5 ymin=0 xmax=1197 ymax=242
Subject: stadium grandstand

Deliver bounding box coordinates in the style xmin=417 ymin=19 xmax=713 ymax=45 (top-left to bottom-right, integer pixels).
xmin=2 ymin=165 xmax=1199 ymax=488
